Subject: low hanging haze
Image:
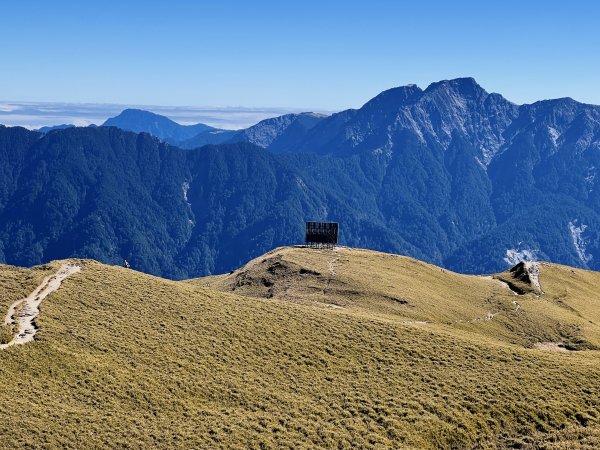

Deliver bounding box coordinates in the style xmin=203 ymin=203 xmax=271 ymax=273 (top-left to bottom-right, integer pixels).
xmin=1 ymin=0 xmax=599 ymax=129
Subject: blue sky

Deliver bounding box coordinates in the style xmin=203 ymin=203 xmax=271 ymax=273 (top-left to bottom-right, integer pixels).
xmin=1 ymin=0 xmax=599 ymax=111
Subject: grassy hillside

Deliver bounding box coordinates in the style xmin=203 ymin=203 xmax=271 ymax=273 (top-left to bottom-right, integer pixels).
xmin=0 ymin=248 xmax=599 ymax=448
xmin=199 ymin=247 xmax=600 ymax=351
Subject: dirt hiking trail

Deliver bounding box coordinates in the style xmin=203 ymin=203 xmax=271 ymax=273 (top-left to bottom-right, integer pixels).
xmin=0 ymin=263 xmax=80 ymax=350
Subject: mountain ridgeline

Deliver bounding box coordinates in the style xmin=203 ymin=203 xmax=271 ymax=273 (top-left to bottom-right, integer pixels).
xmin=102 ymin=109 xmax=219 ymax=144
xmin=3 ymin=77 xmax=600 ymax=278
xmin=100 ymin=108 xmax=327 ymax=150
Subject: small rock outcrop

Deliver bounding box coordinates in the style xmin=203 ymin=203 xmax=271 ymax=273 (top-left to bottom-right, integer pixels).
xmin=494 ymin=261 xmax=543 ymax=295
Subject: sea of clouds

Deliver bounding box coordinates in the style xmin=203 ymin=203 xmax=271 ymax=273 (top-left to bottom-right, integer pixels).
xmin=0 ymin=101 xmax=327 ymax=130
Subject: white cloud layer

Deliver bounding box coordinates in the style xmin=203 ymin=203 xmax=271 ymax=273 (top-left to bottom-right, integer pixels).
xmin=0 ymin=101 xmax=331 ymax=130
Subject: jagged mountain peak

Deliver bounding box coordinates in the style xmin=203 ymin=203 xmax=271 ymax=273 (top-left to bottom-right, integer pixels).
xmin=524 ymin=97 xmax=583 ymax=117
xmin=506 ymin=96 xmax=600 ymax=145
xmin=362 ymin=83 xmax=424 ymax=109
xmin=424 ymin=77 xmax=487 ymax=96
xmin=298 ymin=112 xmax=328 ymax=118
xmin=531 ymin=96 xmax=579 ymax=107
xmin=4 ymin=78 xmax=600 ymax=280
xmin=251 ymin=112 xmax=321 ymax=125
xmin=419 ymin=78 xmax=502 ymax=115
xmin=231 ymin=111 xmax=327 ymax=151
xmin=304 ymin=77 xmax=517 ymax=163
xmin=362 ymin=78 xmax=491 ymax=111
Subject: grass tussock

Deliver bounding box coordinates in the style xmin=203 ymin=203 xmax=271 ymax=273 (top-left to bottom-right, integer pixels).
xmin=0 ymin=249 xmax=598 ymax=448
xmin=0 ymin=324 xmax=13 ymax=344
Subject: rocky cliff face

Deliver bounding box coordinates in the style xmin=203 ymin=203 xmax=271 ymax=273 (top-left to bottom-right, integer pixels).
xmin=295 ymin=78 xmax=519 ymax=163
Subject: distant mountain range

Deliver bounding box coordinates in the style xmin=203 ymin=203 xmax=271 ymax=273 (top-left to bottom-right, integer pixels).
xmin=4 ymin=77 xmax=600 ymax=278
xmin=98 ymin=108 xmax=328 ymax=150
xmin=37 ymin=123 xmax=77 ymax=133
xmin=102 ymin=109 xmax=216 ymax=144
xmin=222 ymin=112 xmax=326 ymax=152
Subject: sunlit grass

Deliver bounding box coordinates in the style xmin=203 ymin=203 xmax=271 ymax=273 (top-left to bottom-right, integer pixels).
xmin=0 ymin=249 xmax=598 ymax=448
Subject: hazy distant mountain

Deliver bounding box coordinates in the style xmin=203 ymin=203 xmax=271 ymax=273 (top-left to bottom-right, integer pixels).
xmin=103 ymin=108 xmax=328 ymax=151
xmin=177 ymin=128 xmax=238 ymax=149
xmin=2 ymin=78 xmax=600 ymax=277
xmin=37 ymin=124 xmax=76 ymax=133
xmin=102 ymin=108 xmax=215 ymax=144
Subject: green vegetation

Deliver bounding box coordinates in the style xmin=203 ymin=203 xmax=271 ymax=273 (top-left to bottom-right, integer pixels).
xmin=4 ymin=104 xmax=600 ymax=281
xmin=0 ymin=247 xmax=599 ymax=448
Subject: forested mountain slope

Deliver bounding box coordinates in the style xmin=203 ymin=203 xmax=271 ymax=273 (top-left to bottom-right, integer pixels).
xmin=2 ymin=79 xmax=600 ymax=277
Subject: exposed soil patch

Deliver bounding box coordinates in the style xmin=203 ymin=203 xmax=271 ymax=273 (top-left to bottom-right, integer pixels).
xmin=0 ymin=262 xmax=81 ymax=350
xmin=231 ymin=255 xmax=327 ymax=299
xmin=534 ymin=342 xmax=569 ymax=351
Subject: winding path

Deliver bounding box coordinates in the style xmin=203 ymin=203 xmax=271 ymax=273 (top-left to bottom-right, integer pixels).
xmin=0 ymin=263 xmax=80 ymax=350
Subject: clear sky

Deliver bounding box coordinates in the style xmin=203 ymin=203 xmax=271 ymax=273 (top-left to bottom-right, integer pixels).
xmin=1 ymin=0 xmax=599 ymax=110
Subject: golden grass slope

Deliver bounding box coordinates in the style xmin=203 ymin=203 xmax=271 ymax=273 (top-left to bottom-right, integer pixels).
xmin=198 ymin=246 xmax=600 ymax=351
xmin=0 ymin=247 xmax=598 ymax=448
